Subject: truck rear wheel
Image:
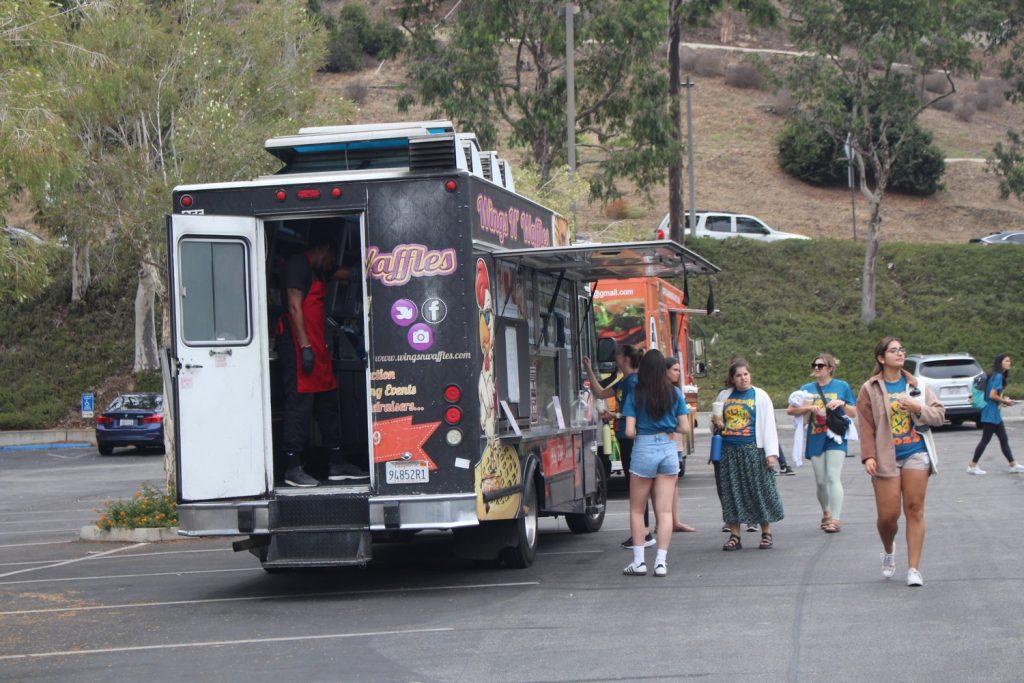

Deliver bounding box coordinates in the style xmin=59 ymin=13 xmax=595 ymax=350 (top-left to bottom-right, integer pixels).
xmin=501 ymin=477 xmax=538 ymax=568
xmin=565 ymin=460 xmax=607 ymax=533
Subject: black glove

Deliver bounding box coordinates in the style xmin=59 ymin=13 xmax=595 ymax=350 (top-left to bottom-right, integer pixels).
xmin=300 ymin=346 xmax=315 ymax=374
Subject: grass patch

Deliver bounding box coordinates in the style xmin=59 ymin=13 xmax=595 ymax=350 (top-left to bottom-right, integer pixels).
xmin=0 ymin=248 xmax=137 ymax=430
xmin=677 ymin=238 xmax=1024 ymax=406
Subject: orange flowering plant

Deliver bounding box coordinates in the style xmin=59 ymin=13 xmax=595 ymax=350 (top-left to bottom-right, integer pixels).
xmin=94 ymin=484 xmax=177 ymax=531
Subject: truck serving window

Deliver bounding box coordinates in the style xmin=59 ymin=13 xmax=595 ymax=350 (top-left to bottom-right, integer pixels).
xmin=179 ymin=239 xmax=250 ymax=345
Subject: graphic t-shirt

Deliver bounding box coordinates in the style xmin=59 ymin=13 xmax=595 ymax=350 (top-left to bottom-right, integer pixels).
xmin=721 ymin=388 xmax=757 ymax=445
xmin=623 ymin=387 xmax=689 ymax=435
xmin=980 ymin=372 xmax=1005 ymax=425
xmin=614 ymin=373 xmax=638 ymax=439
xmin=884 ymin=377 xmax=927 ymax=460
xmin=800 ymin=379 xmax=857 ymax=457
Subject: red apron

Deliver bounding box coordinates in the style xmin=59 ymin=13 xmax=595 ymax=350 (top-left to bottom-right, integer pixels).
xmin=290 ymin=276 xmax=337 ymax=394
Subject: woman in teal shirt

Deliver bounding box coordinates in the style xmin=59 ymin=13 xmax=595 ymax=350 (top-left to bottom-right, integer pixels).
xmin=786 ymin=353 xmax=857 ymax=533
xmin=968 ymin=354 xmax=1021 ymax=474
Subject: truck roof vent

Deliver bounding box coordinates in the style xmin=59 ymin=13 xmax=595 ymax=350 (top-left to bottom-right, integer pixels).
xmin=408 ymin=134 xmax=457 ymax=172
xmin=480 ymin=151 xmax=498 ymax=181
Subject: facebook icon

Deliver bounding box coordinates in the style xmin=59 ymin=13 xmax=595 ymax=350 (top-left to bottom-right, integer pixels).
xmin=422 ymin=298 xmax=447 ymax=324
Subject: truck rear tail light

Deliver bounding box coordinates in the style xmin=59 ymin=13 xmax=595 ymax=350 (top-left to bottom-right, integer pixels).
xmin=274 ymin=189 xmax=287 ymax=202
xmin=95 ymin=415 xmax=113 ymax=425
xmin=331 ymin=187 xmax=342 ymax=199
xmin=443 ymin=384 xmax=462 ymax=403
xmin=444 ymin=179 xmax=457 ymax=192
xmin=141 ymin=415 xmax=164 ymax=424
xmin=179 ymin=194 xmax=193 ymax=208
xmin=297 ymin=188 xmax=320 ymax=200
xmin=444 ymin=406 xmax=462 ymax=425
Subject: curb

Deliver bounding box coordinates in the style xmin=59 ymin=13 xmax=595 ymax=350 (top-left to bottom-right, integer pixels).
xmin=80 ymin=525 xmax=180 ymax=542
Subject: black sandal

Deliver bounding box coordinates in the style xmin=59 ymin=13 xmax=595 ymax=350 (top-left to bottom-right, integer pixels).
xmin=722 ymin=534 xmax=742 ymax=551
xmin=759 ymin=532 xmax=773 ymax=550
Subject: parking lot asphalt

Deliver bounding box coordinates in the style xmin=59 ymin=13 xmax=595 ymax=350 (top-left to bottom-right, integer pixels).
xmin=2 ymin=425 xmax=1023 ymax=682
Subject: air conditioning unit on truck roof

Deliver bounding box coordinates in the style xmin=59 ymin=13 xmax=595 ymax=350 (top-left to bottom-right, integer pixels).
xmin=263 ymin=120 xmax=514 ymax=192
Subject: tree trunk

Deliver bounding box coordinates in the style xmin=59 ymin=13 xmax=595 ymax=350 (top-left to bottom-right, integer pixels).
xmin=71 ymin=240 xmax=90 ymax=303
xmin=667 ymin=0 xmax=684 ymax=243
xmin=720 ymin=0 xmax=733 ymax=44
xmin=159 ymin=346 xmax=177 ymax=494
xmin=134 ymin=258 xmax=160 ymax=372
xmin=860 ymin=194 xmax=883 ymax=325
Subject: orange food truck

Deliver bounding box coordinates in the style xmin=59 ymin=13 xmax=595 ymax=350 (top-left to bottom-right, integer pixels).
xmin=592 ymin=277 xmax=710 ymax=477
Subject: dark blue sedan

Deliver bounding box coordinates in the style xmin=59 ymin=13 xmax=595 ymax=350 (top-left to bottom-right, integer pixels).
xmin=95 ymin=393 xmax=165 ymax=455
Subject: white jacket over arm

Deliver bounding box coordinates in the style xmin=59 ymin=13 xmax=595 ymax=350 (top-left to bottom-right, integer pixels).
xmin=715 ymin=386 xmax=780 ymax=459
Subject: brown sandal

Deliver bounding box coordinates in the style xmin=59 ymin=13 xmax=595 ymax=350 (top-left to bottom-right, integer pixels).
xmin=722 ymin=534 xmax=742 ymax=551
xmin=824 ymin=519 xmax=841 ymax=533
xmin=759 ymin=532 xmax=773 ymax=549
xmin=820 ymin=514 xmax=832 ymax=531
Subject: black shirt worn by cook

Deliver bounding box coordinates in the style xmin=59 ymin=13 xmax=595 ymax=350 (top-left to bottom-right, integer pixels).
xmin=283 ymin=253 xmax=316 ymax=298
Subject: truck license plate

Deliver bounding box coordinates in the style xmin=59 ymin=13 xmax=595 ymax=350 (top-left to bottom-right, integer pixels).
xmin=385 ymin=461 xmax=429 ymax=484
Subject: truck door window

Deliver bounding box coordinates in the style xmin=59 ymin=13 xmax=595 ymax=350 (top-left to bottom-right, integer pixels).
xmin=706 ymin=216 xmax=732 ymax=233
xmin=179 ymin=239 xmax=250 ymax=344
xmin=736 ymin=217 xmax=769 ymax=235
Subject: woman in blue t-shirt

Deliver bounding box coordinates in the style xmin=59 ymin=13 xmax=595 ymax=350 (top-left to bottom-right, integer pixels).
xmin=968 ymin=354 xmax=1021 ymax=474
xmin=584 ymin=344 xmax=651 ymax=546
xmin=619 ymin=350 xmax=690 ymax=577
xmin=786 ymin=353 xmax=857 ymax=533
xmin=713 ymin=358 xmax=784 ymax=552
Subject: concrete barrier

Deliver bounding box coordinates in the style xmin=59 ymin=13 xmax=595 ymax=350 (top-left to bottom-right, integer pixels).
xmin=0 ymin=428 xmax=95 ymax=448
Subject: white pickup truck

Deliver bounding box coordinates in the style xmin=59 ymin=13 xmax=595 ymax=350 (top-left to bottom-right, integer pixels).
xmin=656 ymin=211 xmax=810 ymax=242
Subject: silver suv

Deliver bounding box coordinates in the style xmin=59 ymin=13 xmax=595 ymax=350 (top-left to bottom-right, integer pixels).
xmin=904 ymin=353 xmax=984 ymax=426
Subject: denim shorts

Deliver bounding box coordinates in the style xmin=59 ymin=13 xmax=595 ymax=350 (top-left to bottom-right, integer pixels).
xmin=629 ymin=433 xmax=680 ymax=478
xmin=896 ymin=451 xmax=930 ymax=471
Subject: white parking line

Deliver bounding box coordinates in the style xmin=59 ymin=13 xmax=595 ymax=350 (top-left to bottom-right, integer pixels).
xmin=0 ymin=627 xmax=455 ymax=661
xmin=0 ymin=517 xmax=93 ymax=528
xmin=536 ymin=550 xmax=602 ymax=555
xmin=0 ymin=566 xmax=260 ymax=586
xmin=0 ymin=528 xmax=78 ymax=537
xmin=0 ymin=508 xmax=96 ymax=518
xmin=0 ymin=581 xmax=540 ymax=616
xmin=0 ymin=547 xmax=231 ymax=568
xmin=0 ymin=543 xmax=146 ymax=580
xmin=0 ymin=540 xmax=73 ymax=549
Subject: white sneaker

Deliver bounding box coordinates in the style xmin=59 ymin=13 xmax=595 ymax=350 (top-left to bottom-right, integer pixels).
xmin=654 ymin=562 xmax=668 ymax=577
xmin=622 ymin=561 xmax=647 ymax=576
xmin=907 ymin=568 xmax=923 ymax=587
xmin=1009 ymin=463 xmax=1024 ymax=473
xmin=881 ymin=551 xmax=896 ymax=579
xmin=966 ymin=465 xmax=987 ymax=475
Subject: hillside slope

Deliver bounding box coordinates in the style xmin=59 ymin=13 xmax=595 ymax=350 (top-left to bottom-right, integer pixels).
xmin=327 ymin=51 xmax=1024 ymax=244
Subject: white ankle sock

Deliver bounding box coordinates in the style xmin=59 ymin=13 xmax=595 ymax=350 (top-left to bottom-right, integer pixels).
xmin=632 ymin=545 xmax=645 ymax=566
xmin=655 ymin=548 xmax=667 ymax=565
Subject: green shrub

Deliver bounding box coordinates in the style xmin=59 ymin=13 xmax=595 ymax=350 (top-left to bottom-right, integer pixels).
xmin=313 ymin=2 xmax=405 ymax=73
xmin=95 ymin=483 xmax=177 ymax=531
xmin=776 ymin=116 xmax=945 ymax=196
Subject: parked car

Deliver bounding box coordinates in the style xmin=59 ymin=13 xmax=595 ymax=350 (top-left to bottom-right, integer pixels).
xmin=95 ymin=393 xmax=165 ymax=455
xmin=904 ymin=353 xmax=984 ymax=427
xmin=655 ymin=211 xmax=810 ymax=242
xmin=969 ymin=231 xmax=1024 ymax=245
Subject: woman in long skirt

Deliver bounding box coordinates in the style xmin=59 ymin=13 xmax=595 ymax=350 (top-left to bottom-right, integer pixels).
xmin=712 ymin=358 xmax=784 ymax=551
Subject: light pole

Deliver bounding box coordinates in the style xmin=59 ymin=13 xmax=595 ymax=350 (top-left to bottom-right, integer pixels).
xmin=685 ymin=76 xmax=696 ymax=238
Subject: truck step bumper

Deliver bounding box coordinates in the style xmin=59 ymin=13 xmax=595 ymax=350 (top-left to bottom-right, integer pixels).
xmin=263 ymin=530 xmax=371 ymax=567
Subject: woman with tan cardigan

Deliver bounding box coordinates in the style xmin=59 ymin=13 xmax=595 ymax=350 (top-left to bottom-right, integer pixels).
xmin=858 ymin=337 xmax=945 ymax=587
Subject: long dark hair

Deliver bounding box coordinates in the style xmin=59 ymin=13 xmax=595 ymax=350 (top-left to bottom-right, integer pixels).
xmin=636 ymin=349 xmax=674 ymax=418
xmin=724 ymin=356 xmax=750 ymax=388
xmin=991 ymin=354 xmax=1011 ymax=388
xmin=872 ymin=336 xmax=900 ymax=376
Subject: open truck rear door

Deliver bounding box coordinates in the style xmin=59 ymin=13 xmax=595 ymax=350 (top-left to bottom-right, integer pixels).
xmin=168 ymin=214 xmax=271 ymax=501
xmin=493 ymin=240 xmax=719 ymax=281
